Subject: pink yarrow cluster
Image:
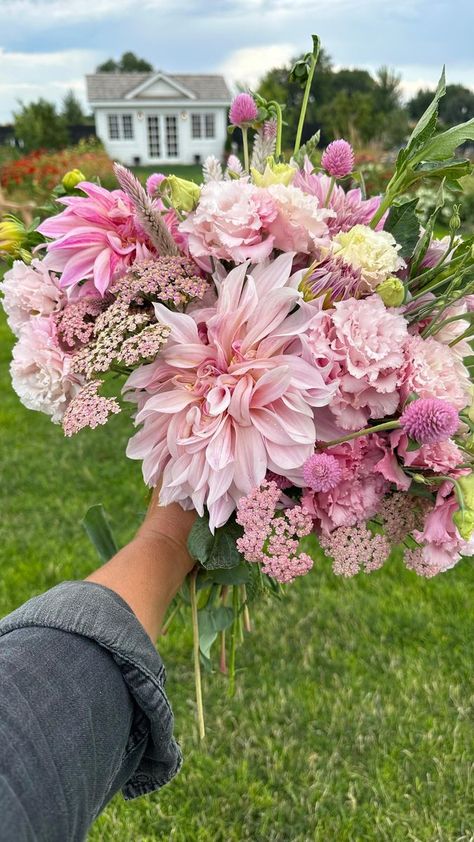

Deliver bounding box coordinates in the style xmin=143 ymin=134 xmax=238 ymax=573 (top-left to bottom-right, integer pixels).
xmin=236 ymin=481 xmax=313 ymax=583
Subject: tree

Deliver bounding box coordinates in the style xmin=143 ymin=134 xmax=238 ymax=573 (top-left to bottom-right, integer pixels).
xmin=408 ymin=84 xmax=474 ymax=127
xmin=13 ymin=99 xmax=68 ymax=152
xmin=96 ymin=52 xmax=153 ymax=73
xmin=61 ymin=90 xmax=85 ymax=126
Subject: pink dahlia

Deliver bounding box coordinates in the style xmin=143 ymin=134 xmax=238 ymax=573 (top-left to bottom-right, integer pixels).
xmin=179 ymin=180 xmax=277 ymax=263
xmin=0 ymin=257 xmax=65 ymax=336
xmin=10 ymin=315 xmax=83 ymax=423
xmin=266 ymin=183 xmax=334 ymax=254
xmin=37 ymin=181 xmax=156 ymax=295
xmin=125 ymin=255 xmax=336 ymax=530
xmin=229 ymin=93 xmax=258 ymax=127
xmin=400 ymin=397 xmax=459 ymax=444
xmin=305 ymin=295 xmax=409 ymax=431
xmin=302 ymin=435 xmax=390 ymax=533
xmin=321 ymin=139 xmax=354 ymax=179
xmin=401 ymin=335 xmax=471 ymax=412
xmin=293 ymin=157 xmax=386 ymax=234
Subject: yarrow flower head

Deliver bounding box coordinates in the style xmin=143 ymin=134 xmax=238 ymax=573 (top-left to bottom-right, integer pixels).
xmin=55 ymin=296 xmax=107 ymax=349
xmin=400 ymin=397 xmax=459 ymax=445
xmin=320 ymin=523 xmax=390 ymax=577
xmin=303 ymin=452 xmax=343 ymax=492
xmin=321 ymin=139 xmax=354 ymax=179
xmin=236 ymin=481 xmax=314 ymax=584
xmin=62 ymin=379 xmax=120 ymax=436
xmin=229 ymin=92 xmax=258 ymax=127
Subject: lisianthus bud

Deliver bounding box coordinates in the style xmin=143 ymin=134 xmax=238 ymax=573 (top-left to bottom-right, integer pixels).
xmin=453 ymin=473 xmax=474 ymax=539
xmin=449 ymin=204 xmax=461 ymax=234
xmin=376 ymin=276 xmax=405 ymax=307
xmin=0 ymin=216 xmax=26 ymax=256
xmin=251 ymin=157 xmax=296 ymax=187
xmin=62 ymin=169 xmax=86 ymax=190
xmin=161 ymin=175 xmax=201 ymax=212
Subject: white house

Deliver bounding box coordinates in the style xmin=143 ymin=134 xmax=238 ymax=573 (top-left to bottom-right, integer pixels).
xmin=86 ymin=72 xmax=231 ymax=166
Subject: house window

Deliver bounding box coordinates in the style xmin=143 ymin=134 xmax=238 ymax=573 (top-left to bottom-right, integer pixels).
xmin=147 ymin=116 xmax=161 ymax=157
xmin=122 ymin=114 xmax=134 ymax=139
xmin=107 ymin=114 xmax=120 ymax=140
xmin=165 ymin=115 xmax=178 ymax=157
xmin=107 ymin=113 xmax=134 ymax=140
xmin=191 ymin=114 xmax=201 ymax=139
xmin=205 ymin=114 xmax=215 ymax=138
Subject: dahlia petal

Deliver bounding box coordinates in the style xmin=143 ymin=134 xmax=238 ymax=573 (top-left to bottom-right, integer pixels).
xmin=250 ymin=366 xmax=291 ymax=407
xmin=153 ymin=303 xmax=200 ymax=344
xmin=136 ymin=389 xmax=197 ymax=417
xmin=93 ymin=247 xmax=113 ymax=295
xmin=233 ymin=425 xmax=268 ymax=493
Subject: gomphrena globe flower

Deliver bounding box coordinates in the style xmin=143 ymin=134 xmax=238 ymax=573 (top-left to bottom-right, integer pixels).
xmin=321 ymin=139 xmax=355 ymax=179
xmin=400 ymin=397 xmax=459 ymax=444
xmin=303 ymin=453 xmax=343 ymax=492
xmin=229 ymin=92 xmax=258 ymax=127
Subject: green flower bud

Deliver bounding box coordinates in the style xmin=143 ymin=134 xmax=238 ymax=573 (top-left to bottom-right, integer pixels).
xmin=62 ymin=169 xmax=86 ymax=190
xmin=453 ymin=473 xmax=474 ymax=540
xmin=162 ymin=175 xmax=201 ymax=212
xmin=251 ymin=157 xmax=296 ymax=187
xmin=449 ymin=204 xmax=461 ymax=234
xmin=0 ymin=215 xmax=26 ymax=256
xmin=376 ymin=277 xmax=405 ymax=308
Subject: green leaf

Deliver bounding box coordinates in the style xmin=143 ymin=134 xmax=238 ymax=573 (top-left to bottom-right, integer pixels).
xmin=405 ymin=67 xmax=446 ymax=156
xmin=384 ymin=198 xmax=420 ymax=259
xmin=208 ymin=564 xmax=251 ymax=585
xmin=406 ymin=158 xmax=472 ymax=188
xmin=187 ymin=512 xmax=244 ymax=570
xmin=198 ymin=605 xmax=234 ymax=658
xmin=406 ymin=438 xmax=422 ymax=452
xmin=421 ymin=119 xmax=474 ymax=162
xmin=82 ymin=504 xmax=118 ymax=563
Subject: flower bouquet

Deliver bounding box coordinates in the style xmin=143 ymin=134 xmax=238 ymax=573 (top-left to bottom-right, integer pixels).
xmin=2 ymin=35 xmax=474 ymax=738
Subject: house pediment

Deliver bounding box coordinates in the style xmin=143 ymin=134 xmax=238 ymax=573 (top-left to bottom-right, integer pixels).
xmin=125 ymin=73 xmax=196 ymax=101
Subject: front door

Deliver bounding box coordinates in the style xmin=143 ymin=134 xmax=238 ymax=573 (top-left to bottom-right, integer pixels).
xmin=147 ymin=114 xmax=179 ymax=162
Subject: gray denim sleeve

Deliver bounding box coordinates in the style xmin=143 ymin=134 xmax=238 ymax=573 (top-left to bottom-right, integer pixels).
xmin=0 ymin=581 xmax=182 ymax=842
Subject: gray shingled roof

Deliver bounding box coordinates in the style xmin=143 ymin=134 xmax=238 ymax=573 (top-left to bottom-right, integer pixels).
xmin=86 ymin=73 xmax=231 ymax=103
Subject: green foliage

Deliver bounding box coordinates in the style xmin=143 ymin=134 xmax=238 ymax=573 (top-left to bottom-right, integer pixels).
xmin=384 ymin=198 xmax=420 ymax=258
xmin=408 ymin=83 xmax=474 ymax=127
xmin=96 ymin=51 xmax=153 ymax=73
xmin=13 ymin=98 xmax=68 ymax=153
xmin=61 ymin=90 xmax=85 ymax=126
xmin=198 ymin=605 xmax=233 ymax=659
xmin=187 ymin=512 xmax=243 ymax=570
xmin=82 ymin=504 xmax=118 ymax=563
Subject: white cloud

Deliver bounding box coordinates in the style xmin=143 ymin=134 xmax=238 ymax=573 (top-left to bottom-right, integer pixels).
xmin=0 ymin=48 xmax=100 ymax=121
xmin=219 ymin=43 xmax=297 ymax=88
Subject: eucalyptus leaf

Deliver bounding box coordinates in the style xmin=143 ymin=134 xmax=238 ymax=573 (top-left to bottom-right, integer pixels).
xmin=82 ymin=504 xmax=118 ymax=563
xmin=384 ymin=198 xmax=420 ymax=259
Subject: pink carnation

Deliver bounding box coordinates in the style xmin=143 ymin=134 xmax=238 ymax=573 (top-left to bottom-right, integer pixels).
xmin=293 ymin=157 xmax=386 ymax=234
xmin=306 ymin=295 xmax=409 ymax=431
xmin=266 ymin=183 xmax=334 ymax=254
xmin=302 ymin=435 xmax=390 ymax=533
xmin=179 ymin=180 xmax=277 ymax=263
xmin=10 ymin=315 xmax=83 ymax=423
xmin=1 ymin=257 xmax=65 ymax=336
xmin=125 ymin=255 xmax=336 ymax=530
xmin=401 ymin=335 xmax=471 ymax=412
xmin=37 ymin=182 xmax=156 ymax=295
xmin=396 ymin=433 xmax=464 ymax=475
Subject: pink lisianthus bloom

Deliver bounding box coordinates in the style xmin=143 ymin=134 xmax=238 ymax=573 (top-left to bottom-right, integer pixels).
xmin=37 ymin=181 xmax=157 ymax=295
xmin=266 ymin=183 xmax=334 ymax=254
xmin=411 ymin=484 xmax=474 ymax=573
xmin=293 ymin=157 xmax=386 ymax=234
xmin=390 ymin=429 xmax=464 ymax=475
xmin=125 ymin=254 xmax=336 ymax=530
xmin=305 ymin=295 xmax=409 ymax=430
xmin=302 ymin=434 xmax=390 ymax=533
xmin=401 ymin=335 xmax=471 ymax=412
xmin=431 ymin=301 xmax=472 ymax=359
xmin=179 ymin=180 xmax=277 ymax=263
xmin=0 ymin=257 xmax=65 ymax=336
xmin=10 ymin=315 xmax=83 ymax=423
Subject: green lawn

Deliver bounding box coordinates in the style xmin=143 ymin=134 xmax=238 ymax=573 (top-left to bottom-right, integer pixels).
xmin=132 ymin=164 xmax=203 ymax=185
xmin=1 ymin=309 xmax=474 ymax=841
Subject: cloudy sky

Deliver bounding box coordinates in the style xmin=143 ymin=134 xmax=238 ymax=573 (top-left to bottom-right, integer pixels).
xmin=1 ymin=0 xmax=473 ymax=122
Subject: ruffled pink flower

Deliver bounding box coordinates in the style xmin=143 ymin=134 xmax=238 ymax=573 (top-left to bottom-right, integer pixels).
xmin=266 ymin=183 xmax=334 ymax=254
xmin=10 ymin=315 xmax=83 ymax=423
xmin=321 ymin=139 xmax=354 ymax=179
xmin=305 ymin=295 xmax=408 ymax=430
xmin=0 ymin=257 xmax=65 ymax=336
xmin=392 ymin=429 xmax=464 ymax=475
xmin=37 ymin=182 xmax=156 ymax=295
xmin=302 ymin=435 xmax=390 ymax=533
xmin=410 ymin=484 xmax=474 ymax=574
xmin=229 ymin=93 xmax=258 ymax=126
xmin=125 ymin=255 xmax=336 ymax=530
xmin=401 ymin=335 xmax=471 ymax=412
xmin=293 ymin=157 xmax=386 ymax=234
xmin=179 ymin=180 xmax=277 ymax=263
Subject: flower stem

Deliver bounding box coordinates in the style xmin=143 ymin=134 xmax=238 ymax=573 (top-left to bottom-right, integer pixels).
xmin=228 ymin=585 xmax=239 ymax=698
xmin=321 ymin=420 xmax=401 ymax=448
xmin=269 ymin=101 xmax=283 ymax=159
xmin=242 ymin=127 xmax=250 ymax=173
xmin=190 ymin=568 xmax=205 ymax=740
xmin=241 ymin=585 xmax=252 ymax=633
xmin=294 ymin=57 xmax=318 ymax=156
xmin=219 ymin=630 xmax=227 ymax=674
xmin=324 ymin=176 xmax=336 ymax=207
